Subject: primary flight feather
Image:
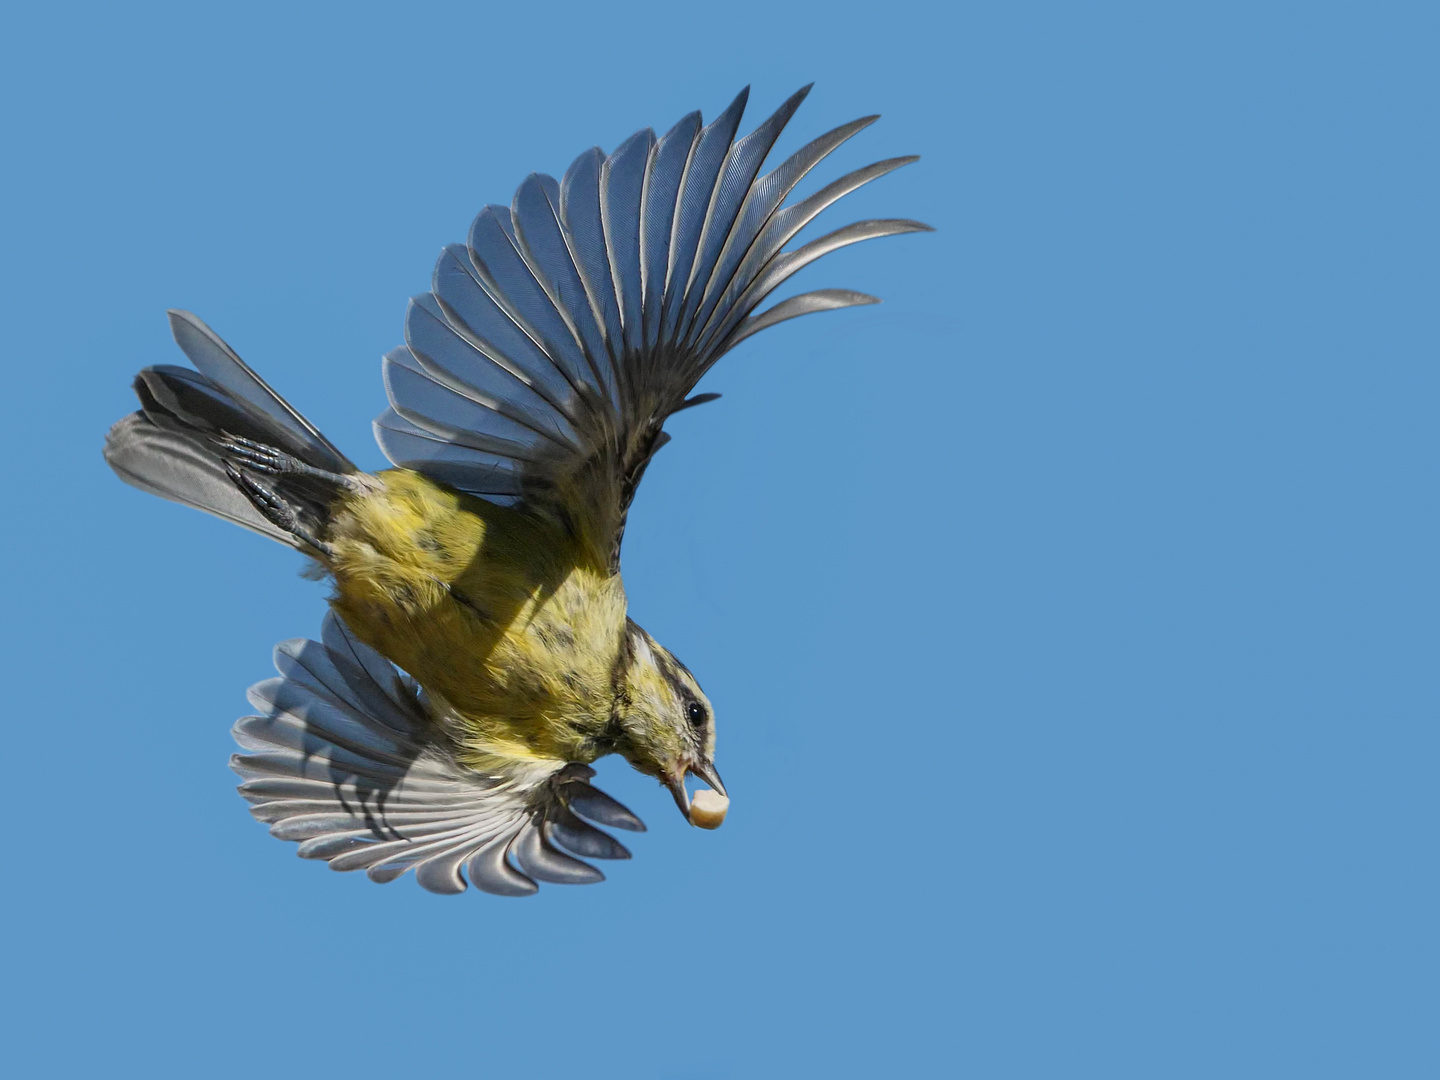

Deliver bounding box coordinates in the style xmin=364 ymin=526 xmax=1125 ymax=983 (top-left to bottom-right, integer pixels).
xmin=104 ymin=85 xmax=930 ymax=895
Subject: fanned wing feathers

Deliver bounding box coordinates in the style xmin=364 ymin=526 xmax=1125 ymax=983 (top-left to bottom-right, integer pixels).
xmin=378 ymin=87 xmax=931 ymax=568
xmin=232 ymin=611 xmax=645 ymax=895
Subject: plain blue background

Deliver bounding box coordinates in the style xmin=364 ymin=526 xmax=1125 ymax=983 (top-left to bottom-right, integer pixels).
xmin=2 ymin=1 xmax=1435 ymax=1076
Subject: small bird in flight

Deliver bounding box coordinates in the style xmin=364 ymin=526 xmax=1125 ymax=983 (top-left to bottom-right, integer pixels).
xmin=105 ymin=86 xmax=929 ymax=895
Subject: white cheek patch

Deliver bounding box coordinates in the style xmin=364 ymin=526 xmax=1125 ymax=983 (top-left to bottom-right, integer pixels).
xmin=631 ymin=633 xmax=654 ymax=668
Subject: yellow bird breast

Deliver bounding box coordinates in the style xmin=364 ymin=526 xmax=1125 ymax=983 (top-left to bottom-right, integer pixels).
xmin=324 ymin=469 xmax=628 ymax=768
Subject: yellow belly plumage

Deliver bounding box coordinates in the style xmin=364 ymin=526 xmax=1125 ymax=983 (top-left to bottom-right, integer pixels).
xmin=325 ymin=470 xmax=628 ymax=770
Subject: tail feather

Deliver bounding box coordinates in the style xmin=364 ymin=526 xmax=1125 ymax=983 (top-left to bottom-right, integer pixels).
xmin=166 ymin=310 xmax=353 ymax=475
xmin=105 ymin=312 xmax=353 ymax=548
xmin=104 ymin=413 xmax=297 ymax=544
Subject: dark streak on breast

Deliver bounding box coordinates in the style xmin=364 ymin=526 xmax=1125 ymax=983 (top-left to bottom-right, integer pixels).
xmin=444 ymin=582 xmax=491 ymax=624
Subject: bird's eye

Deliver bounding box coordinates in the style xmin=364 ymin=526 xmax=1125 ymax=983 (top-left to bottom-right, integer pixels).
xmin=686 ymin=700 xmax=706 ymax=727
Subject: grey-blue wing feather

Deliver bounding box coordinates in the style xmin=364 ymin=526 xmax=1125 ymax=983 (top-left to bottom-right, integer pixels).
xmin=676 ymin=84 xmax=812 ymax=350
xmin=232 ymin=612 xmax=644 ymax=895
xmin=658 ymin=89 xmax=749 ymax=348
xmin=641 ymin=111 xmax=700 ymax=351
xmin=376 ymin=87 xmax=929 ymax=568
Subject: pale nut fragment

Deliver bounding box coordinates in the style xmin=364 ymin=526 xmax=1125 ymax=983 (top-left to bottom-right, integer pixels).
xmin=690 ymin=789 xmax=729 ymax=829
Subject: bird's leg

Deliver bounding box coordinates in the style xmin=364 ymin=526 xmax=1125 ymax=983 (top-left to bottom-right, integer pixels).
xmin=224 ymin=462 xmax=335 ymax=557
xmin=214 ymin=433 xmax=367 ymax=491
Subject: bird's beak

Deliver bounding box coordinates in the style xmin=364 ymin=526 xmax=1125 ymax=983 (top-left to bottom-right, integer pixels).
xmin=664 ymin=760 xmax=726 ymax=824
xmin=665 ymin=772 xmax=692 ymax=821
xmin=689 ymin=760 xmax=727 ymax=798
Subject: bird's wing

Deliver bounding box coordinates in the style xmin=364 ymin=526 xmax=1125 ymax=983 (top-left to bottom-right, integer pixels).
xmin=375 ymin=85 xmax=930 ymax=570
xmin=232 ymin=611 xmax=645 ymax=896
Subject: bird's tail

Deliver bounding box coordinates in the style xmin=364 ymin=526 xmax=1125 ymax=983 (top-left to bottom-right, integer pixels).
xmin=104 ymin=310 xmax=359 ymax=552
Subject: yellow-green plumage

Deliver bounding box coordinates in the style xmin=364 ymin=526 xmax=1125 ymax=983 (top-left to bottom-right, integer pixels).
xmin=104 ymin=90 xmax=920 ymax=881
xmin=327 ymin=469 xmax=629 ymax=769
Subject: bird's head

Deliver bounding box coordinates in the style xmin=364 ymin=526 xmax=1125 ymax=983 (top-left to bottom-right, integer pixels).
xmin=612 ymin=620 xmax=726 ymax=826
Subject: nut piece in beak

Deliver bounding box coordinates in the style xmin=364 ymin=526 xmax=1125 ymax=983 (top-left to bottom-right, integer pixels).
xmin=689 ymin=789 xmax=729 ymax=829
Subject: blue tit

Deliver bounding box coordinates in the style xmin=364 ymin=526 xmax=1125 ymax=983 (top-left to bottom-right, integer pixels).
xmin=105 ymin=86 xmax=930 ymax=894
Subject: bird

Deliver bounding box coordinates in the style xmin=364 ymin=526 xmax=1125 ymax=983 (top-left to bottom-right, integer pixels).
xmin=104 ymin=85 xmax=930 ymax=895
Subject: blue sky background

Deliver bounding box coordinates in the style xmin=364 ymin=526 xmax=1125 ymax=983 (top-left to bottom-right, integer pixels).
xmin=2 ymin=2 xmax=1436 ymax=1076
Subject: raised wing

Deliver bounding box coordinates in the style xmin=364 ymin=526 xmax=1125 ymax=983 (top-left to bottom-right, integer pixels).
xmin=232 ymin=611 xmax=645 ymax=896
xmin=376 ymin=85 xmax=931 ymax=569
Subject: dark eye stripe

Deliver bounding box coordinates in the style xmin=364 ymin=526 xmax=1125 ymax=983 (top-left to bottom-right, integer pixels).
xmin=656 ymin=653 xmax=691 ymax=697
